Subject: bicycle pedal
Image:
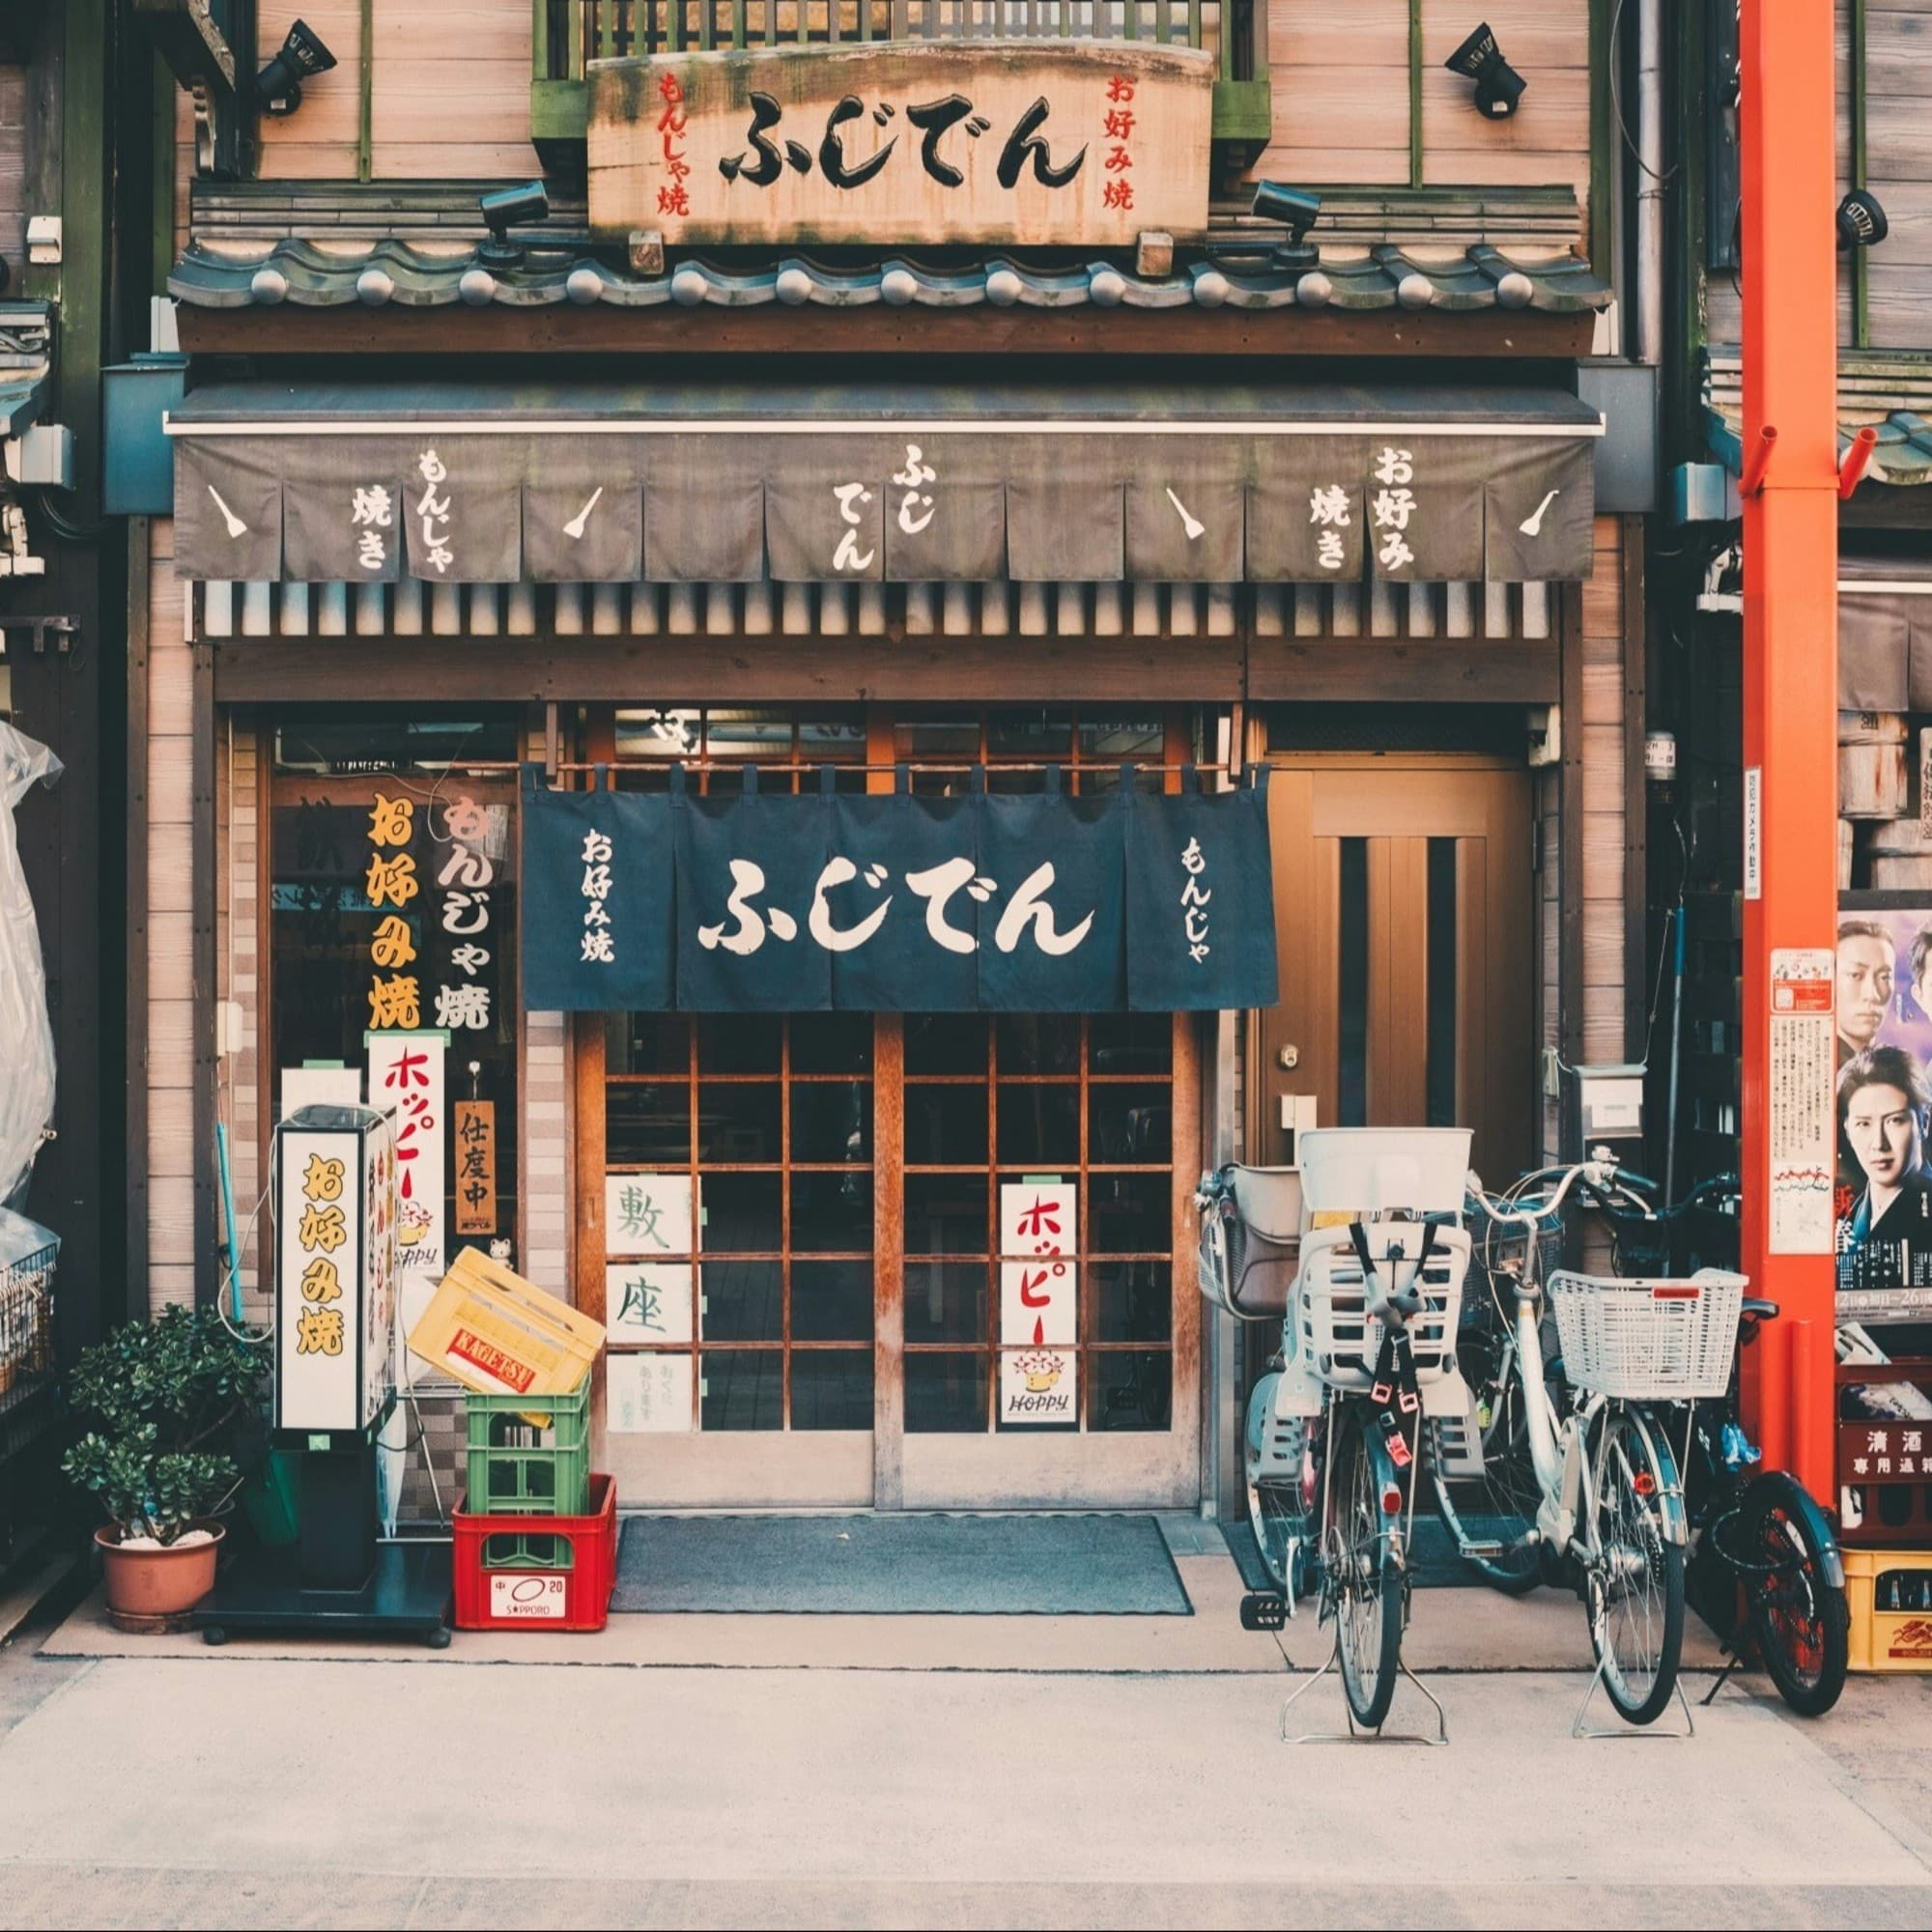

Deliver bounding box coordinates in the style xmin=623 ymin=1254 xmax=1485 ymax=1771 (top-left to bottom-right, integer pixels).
xmin=1461 ymin=1541 xmax=1506 ymax=1559
xmin=1240 ymin=1591 xmax=1288 ymax=1632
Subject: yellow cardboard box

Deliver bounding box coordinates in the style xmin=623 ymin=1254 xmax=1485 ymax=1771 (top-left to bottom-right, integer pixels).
xmin=408 ymin=1247 xmax=604 ymax=1401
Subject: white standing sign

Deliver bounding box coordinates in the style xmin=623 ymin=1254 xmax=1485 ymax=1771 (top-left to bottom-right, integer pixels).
xmin=999 ymin=1179 xmax=1078 ymax=1425
xmin=275 ymin=1108 xmax=397 ymax=1434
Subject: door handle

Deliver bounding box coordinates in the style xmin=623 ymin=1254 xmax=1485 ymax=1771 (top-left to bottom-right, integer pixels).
xmin=1277 ymin=1044 xmax=1300 ymax=1070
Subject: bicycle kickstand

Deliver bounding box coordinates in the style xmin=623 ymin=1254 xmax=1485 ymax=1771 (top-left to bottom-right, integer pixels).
xmin=1278 ymin=1637 xmax=1449 ymax=1747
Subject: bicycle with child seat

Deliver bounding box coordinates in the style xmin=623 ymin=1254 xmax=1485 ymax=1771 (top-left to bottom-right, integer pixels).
xmin=1447 ymin=1157 xmax=1846 ymax=1723
xmin=1292 ymin=1209 xmax=1471 ymax=1730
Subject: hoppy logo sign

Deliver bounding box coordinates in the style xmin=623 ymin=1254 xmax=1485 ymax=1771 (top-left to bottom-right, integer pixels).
xmin=1000 ymin=1181 xmax=1077 ymax=1426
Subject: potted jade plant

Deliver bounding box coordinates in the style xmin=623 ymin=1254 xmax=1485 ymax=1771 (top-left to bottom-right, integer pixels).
xmin=62 ymin=1304 xmax=266 ymax=1619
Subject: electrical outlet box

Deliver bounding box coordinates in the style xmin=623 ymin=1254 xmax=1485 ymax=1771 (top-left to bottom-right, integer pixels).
xmin=1573 ymin=1062 xmax=1646 ymax=1147
xmin=26 ymin=216 xmax=60 ymax=265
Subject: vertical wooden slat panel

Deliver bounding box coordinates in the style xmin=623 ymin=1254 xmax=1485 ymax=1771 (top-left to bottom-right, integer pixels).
xmin=1458 ymin=838 xmax=1490 ymax=1166
xmin=1364 ymin=836 xmax=1394 ymax=1124
xmin=1170 ymin=1010 xmax=1203 ymax=1477
xmin=1310 ymin=835 xmax=1341 ymax=1136
xmin=1388 ymin=838 xmax=1431 ymax=1124
xmin=869 ymin=709 xmax=901 ymax=1507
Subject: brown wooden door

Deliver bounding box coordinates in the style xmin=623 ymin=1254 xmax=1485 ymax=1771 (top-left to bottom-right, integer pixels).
xmin=1252 ymin=759 xmax=1536 ymax=1188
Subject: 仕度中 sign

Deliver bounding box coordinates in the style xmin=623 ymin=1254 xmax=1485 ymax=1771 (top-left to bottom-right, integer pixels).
xmin=588 ymin=41 xmax=1212 ymax=248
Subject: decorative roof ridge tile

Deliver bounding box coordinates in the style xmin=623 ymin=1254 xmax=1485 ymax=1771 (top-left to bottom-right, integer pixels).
xmin=168 ymin=237 xmax=1611 ymax=318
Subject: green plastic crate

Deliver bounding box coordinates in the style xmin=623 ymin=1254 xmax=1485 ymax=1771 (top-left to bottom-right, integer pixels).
xmin=464 ymin=1377 xmax=591 ymax=1517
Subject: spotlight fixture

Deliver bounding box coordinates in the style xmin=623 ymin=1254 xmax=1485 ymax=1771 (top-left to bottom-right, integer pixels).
xmin=478 ymin=182 xmax=552 ymax=269
xmin=1248 ymin=183 xmax=1321 ymax=270
xmin=255 ymin=20 xmax=337 ymax=117
xmin=1837 ymin=188 xmax=1889 ymax=249
xmin=1444 ymin=22 xmax=1526 ymax=119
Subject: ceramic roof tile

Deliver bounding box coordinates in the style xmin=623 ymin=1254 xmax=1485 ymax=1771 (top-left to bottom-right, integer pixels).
xmin=169 ymin=237 xmax=1612 ymax=319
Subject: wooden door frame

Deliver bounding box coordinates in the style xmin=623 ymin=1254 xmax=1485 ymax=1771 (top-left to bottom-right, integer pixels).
xmin=1245 ymin=752 xmax=1540 ymax=1182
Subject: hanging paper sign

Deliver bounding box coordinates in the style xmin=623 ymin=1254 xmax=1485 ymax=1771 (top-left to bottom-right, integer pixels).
xmin=453 ymin=1099 xmax=497 ymax=1237
xmin=606 ymin=1262 xmax=695 ymax=1344
xmin=608 ymin=1352 xmax=696 ymax=1433
xmin=367 ymin=1032 xmax=447 ymax=1282
xmin=1000 ymin=1350 xmax=1076 ymax=1427
xmin=1124 ymin=771 xmax=1280 ymax=1013
xmin=520 ymin=768 xmax=674 ymax=1012
xmin=605 ymin=1173 xmax=696 ymax=1259
xmin=1000 ymin=1180 xmax=1077 ymax=1350
xmin=1000 ymin=1179 xmax=1077 ymax=1427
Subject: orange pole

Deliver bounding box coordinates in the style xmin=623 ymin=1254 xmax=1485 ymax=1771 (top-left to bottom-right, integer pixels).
xmin=1737 ymin=0 xmax=1838 ymax=1504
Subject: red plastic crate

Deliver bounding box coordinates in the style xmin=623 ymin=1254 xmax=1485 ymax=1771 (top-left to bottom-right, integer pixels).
xmin=452 ymin=1472 xmax=617 ymax=1633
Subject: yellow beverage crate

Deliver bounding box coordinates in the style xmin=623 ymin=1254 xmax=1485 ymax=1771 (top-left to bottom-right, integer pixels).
xmin=1845 ymin=1548 xmax=1932 ymax=1673
xmin=408 ymin=1247 xmax=604 ymax=1409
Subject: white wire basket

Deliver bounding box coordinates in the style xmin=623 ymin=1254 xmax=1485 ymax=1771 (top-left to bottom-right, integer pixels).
xmin=1547 ymin=1268 xmax=1747 ymax=1400
xmin=1294 ymin=1223 xmax=1471 ymax=1392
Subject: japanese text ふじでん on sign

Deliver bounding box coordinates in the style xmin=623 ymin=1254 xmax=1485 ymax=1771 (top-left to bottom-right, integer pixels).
xmin=586 ymin=42 xmax=1213 ymax=247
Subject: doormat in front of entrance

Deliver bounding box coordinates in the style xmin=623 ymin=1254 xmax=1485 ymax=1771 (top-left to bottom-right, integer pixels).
xmin=611 ymin=1512 xmax=1193 ymax=1615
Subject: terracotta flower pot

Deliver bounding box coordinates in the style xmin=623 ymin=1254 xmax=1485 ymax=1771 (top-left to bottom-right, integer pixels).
xmin=95 ymin=1523 xmax=224 ymax=1619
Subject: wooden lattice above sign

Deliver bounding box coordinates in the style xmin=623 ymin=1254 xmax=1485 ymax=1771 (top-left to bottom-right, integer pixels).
xmin=587 ymin=41 xmax=1213 ymax=248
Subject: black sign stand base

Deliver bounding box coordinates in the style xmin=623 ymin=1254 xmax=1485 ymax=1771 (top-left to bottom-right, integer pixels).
xmin=194 ymin=1540 xmax=452 ymax=1648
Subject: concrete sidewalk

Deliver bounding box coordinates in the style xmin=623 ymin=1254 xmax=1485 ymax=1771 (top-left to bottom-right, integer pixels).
xmin=1 ymin=1629 xmax=1930 ymax=1928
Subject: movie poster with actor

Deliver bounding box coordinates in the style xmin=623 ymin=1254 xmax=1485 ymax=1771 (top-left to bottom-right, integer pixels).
xmin=1835 ymin=896 xmax=1932 ymax=1293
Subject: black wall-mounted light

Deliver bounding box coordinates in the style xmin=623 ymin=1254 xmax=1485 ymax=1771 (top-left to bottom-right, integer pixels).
xmin=1837 ymin=188 xmax=1889 ymax=250
xmin=1444 ymin=23 xmax=1526 ymax=119
xmin=1249 ymin=183 xmax=1321 ymax=270
xmin=256 ymin=20 xmax=338 ymax=117
xmin=479 ymin=182 xmax=552 ymax=269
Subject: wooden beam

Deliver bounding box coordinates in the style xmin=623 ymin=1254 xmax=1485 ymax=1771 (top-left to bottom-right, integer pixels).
xmin=126 ymin=520 xmax=152 ymax=1324
xmin=210 ymin=634 xmax=1248 ymax=705
xmin=175 ymin=302 xmax=1598 ymax=361
xmin=191 ymin=640 xmax=218 ymax=1306
xmin=1621 ymin=514 xmax=1648 ymax=1061
xmin=1557 ymin=582 xmax=1586 ymax=1156
xmin=1245 ymin=641 xmax=1560 ymax=705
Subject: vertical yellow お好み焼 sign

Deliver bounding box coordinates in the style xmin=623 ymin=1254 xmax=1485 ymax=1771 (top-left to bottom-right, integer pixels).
xmin=587 ymin=42 xmax=1213 ymax=248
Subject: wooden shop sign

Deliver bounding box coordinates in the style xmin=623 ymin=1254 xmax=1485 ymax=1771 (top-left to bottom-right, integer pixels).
xmin=587 ymin=40 xmax=1212 ymax=247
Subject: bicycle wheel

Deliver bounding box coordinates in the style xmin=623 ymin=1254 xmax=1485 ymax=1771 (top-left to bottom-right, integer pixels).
xmin=1741 ymin=1471 xmax=1850 ymax=1718
xmin=1326 ymin=1406 xmax=1405 ymax=1731
xmin=1586 ymin=1405 xmax=1686 ymax=1726
xmin=1430 ymin=1309 xmax=1544 ymax=1595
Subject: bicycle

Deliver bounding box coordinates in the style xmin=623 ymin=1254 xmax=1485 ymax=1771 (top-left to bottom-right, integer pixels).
xmin=1579 ymin=1176 xmax=1849 ymax=1719
xmin=1451 ymin=1157 xmax=1741 ymax=1728
xmin=1287 ymin=1210 xmax=1470 ymax=1731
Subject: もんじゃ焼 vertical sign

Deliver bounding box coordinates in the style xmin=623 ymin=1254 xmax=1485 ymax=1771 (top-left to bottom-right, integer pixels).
xmin=587 ymin=42 xmax=1212 ymax=247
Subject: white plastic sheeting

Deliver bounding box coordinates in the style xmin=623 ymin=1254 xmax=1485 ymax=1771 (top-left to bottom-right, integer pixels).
xmin=0 ymin=724 xmax=60 ymax=1208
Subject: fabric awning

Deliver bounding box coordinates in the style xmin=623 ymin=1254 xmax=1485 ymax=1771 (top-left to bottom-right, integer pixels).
xmin=167 ymin=379 xmax=1603 ymax=589
xmin=1839 ymin=557 xmax=1932 ymax=711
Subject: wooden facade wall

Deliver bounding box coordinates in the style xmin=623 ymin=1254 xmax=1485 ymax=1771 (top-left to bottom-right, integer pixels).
xmin=1251 ymin=0 xmax=1591 ymax=223
xmin=254 ymin=0 xmax=536 ymax=181
xmin=0 ymin=62 xmax=26 ymax=266
xmin=1864 ymin=0 xmax=1932 ymax=350
xmin=1705 ymin=0 xmax=1930 ymax=352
